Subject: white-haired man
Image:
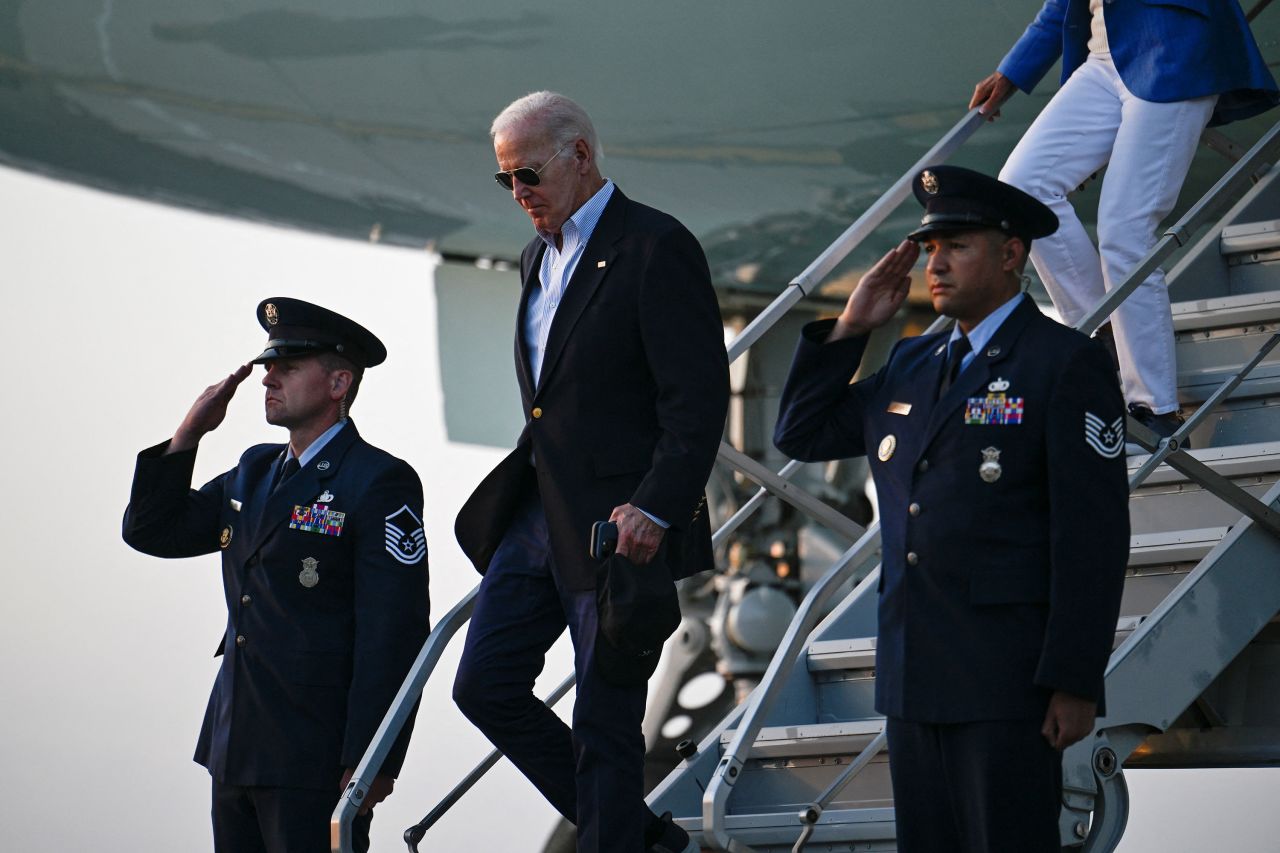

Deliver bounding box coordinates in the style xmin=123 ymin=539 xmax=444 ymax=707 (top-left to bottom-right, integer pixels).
xmin=453 ymin=91 xmax=728 ymax=852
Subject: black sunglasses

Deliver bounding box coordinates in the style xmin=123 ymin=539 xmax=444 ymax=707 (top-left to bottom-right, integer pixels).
xmin=494 ymin=143 xmax=570 ymax=190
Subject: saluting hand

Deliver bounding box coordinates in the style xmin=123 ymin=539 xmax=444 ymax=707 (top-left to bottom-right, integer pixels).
xmin=167 ymin=364 xmax=253 ymax=454
xmin=969 ymin=71 xmax=1016 ymax=121
xmin=828 ymin=240 xmax=919 ymax=341
xmin=609 ymin=503 xmax=665 ymax=566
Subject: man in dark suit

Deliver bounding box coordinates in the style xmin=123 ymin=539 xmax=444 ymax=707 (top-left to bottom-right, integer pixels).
xmin=123 ymin=298 xmax=430 ymax=853
xmin=774 ymin=167 xmax=1129 ymax=852
xmin=452 ymin=91 xmax=728 ymax=853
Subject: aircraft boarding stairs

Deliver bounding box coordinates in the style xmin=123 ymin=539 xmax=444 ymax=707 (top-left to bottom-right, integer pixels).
xmin=645 ymin=130 xmax=1280 ymax=851
xmin=330 ymin=111 xmax=1280 ymax=853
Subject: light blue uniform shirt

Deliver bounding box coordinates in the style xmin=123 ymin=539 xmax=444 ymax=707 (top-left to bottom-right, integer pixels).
xmin=287 ymin=418 xmax=348 ymax=466
xmin=947 ymin=292 xmax=1026 ymax=375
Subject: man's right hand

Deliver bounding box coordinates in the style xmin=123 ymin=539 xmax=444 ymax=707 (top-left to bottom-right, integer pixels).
xmin=167 ymin=364 xmax=253 ymax=454
xmin=828 ymin=240 xmax=919 ymax=342
xmin=969 ymin=71 xmax=1016 ymax=120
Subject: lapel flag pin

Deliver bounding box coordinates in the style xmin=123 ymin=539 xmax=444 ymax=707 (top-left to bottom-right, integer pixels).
xmin=597 ymin=260 xmax=606 ymax=268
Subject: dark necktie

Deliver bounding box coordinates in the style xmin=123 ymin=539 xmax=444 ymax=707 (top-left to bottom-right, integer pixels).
xmin=938 ymin=335 xmax=972 ymax=399
xmin=272 ymin=457 xmax=301 ymax=492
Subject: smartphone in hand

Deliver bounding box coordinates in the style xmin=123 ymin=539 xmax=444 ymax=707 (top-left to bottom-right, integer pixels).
xmin=590 ymin=521 xmax=619 ymax=560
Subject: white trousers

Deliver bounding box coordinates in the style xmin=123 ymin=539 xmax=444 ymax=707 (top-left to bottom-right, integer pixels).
xmin=1000 ymin=55 xmax=1216 ymax=413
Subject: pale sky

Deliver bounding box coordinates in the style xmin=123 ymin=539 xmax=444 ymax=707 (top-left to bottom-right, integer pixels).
xmin=2 ymin=164 xmax=1279 ymax=851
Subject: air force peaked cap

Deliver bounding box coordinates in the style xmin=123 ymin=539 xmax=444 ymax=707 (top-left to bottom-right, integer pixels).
xmin=251 ymin=297 xmax=387 ymax=368
xmin=907 ymin=165 xmax=1057 ymax=243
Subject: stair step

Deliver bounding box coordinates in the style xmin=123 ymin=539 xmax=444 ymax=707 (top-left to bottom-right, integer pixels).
xmin=678 ymin=807 xmax=898 ymax=850
xmin=1172 ymin=288 xmax=1280 ymax=331
xmin=1127 ymin=441 xmax=1280 ymax=486
xmin=1127 ymin=527 xmax=1228 ymax=567
xmin=1220 ymin=219 xmax=1280 ymax=257
xmin=722 ymin=719 xmax=884 ymax=760
xmin=807 ymin=638 xmax=876 ymax=673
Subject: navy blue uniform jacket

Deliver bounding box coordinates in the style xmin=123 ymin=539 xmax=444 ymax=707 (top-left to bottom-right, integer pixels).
xmin=775 ymin=297 xmax=1128 ymax=722
xmin=123 ymin=421 xmax=430 ymax=789
xmin=456 ymin=188 xmax=729 ymax=590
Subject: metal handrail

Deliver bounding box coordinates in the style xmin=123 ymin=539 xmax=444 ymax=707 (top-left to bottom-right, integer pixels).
xmin=404 ymin=673 xmax=577 ymax=851
xmin=702 ymin=533 xmax=884 ymax=852
xmin=330 ymin=587 xmax=477 ymax=852
xmin=726 ymin=108 xmax=986 ymax=364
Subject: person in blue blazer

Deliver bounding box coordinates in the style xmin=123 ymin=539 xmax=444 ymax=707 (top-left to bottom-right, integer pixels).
xmin=971 ymin=0 xmax=1278 ymax=444
xmin=123 ymin=298 xmax=430 ymax=853
xmin=774 ymin=167 xmax=1129 ymax=852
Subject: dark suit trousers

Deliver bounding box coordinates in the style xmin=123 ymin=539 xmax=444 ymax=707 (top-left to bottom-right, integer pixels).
xmin=211 ymin=779 xmax=371 ymax=853
xmin=452 ymin=491 xmax=653 ymax=853
xmin=886 ymin=716 xmax=1063 ymax=853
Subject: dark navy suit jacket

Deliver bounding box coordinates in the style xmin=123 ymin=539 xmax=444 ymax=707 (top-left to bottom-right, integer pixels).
xmin=999 ymin=0 xmax=1278 ymax=125
xmin=123 ymin=421 xmax=430 ymax=789
xmin=455 ymin=188 xmax=729 ymax=591
xmin=775 ymin=297 xmax=1128 ymax=723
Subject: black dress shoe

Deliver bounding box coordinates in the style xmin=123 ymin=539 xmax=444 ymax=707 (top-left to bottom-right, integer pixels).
xmin=1126 ymin=402 xmax=1189 ymax=455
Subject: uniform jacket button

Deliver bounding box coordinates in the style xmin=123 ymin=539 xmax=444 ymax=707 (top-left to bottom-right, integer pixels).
xmin=235 ymin=634 xmax=246 ymax=647
xmin=532 ymin=407 xmax=543 ymax=419
xmin=908 ymin=503 xmax=921 ymax=517
xmin=917 ymin=459 xmax=929 ymax=473
xmin=906 ymin=552 xmax=919 ymax=566
xmin=240 ymin=594 xmax=251 ymax=606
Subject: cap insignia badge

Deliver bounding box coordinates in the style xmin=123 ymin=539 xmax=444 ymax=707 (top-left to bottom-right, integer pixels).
xmin=264 ymin=303 xmax=280 ymax=326
xmin=878 ymin=434 xmax=897 ymax=462
xmin=299 ymin=557 xmax=319 ymax=588
xmin=979 ymin=447 xmax=1003 ymax=483
xmin=921 ymin=170 xmax=940 ymax=195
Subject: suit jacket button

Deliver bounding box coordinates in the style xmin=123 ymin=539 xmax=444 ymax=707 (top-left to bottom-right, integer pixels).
xmin=917 ymin=459 xmax=929 ymax=473
xmin=908 ymin=503 xmax=921 ymax=517
xmin=532 ymin=407 xmax=543 ymax=419
xmin=240 ymin=594 xmax=251 ymax=606
xmin=906 ymin=552 xmax=919 ymax=566
xmin=235 ymin=634 xmax=246 ymax=647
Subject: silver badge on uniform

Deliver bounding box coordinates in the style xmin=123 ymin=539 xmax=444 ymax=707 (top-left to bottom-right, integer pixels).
xmin=316 ymin=460 xmax=330 ymax=471
xmin=299 ymin=557 xmax=320 ymax=588
xmin=878 ymin=434 xmax=897 ymax=462
xmin=979 ymin=447 xmax=1002 ymax=483
xmin=318 ymin=490 xmax=334 ymax=503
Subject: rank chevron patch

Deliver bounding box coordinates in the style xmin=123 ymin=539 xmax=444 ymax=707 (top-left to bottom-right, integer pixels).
xmin=1084 ymin=412 xmax=1125 ymax=459
xmin=385 ymin=505 xmax=427 ymax=565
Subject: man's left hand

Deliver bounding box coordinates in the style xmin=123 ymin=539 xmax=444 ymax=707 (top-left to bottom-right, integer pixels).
xmin=1041 ymin=691 xmax=1098 ymax=751
xmin=339 ymin=768 xmax=395 ymax=815
xmin=609 ymin=503 xmax=665 ymax=565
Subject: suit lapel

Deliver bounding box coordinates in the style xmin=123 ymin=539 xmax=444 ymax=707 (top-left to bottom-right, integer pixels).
xmin=533 ymin=190 xmax=627 ymax=397
xmin=514 ymin=240 xmax=542 ymax=404
xmin=918 ymin=297 xmax=1038 ymax=453
xmin=243 ymin=422 xmax=360 ymax=558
